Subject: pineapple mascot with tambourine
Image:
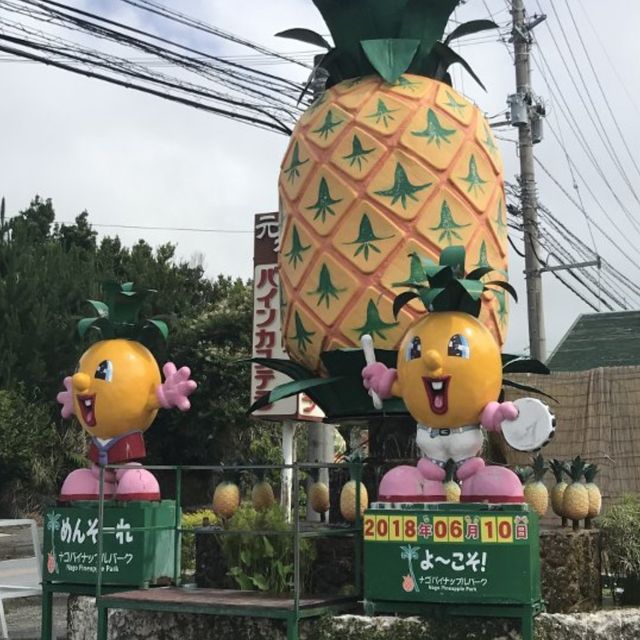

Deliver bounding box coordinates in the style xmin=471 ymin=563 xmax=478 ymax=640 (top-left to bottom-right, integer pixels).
xmin=56 ymin=282 xmax=197 ymax=501
xmin=362 ymin=248 xmax=555 ymax=502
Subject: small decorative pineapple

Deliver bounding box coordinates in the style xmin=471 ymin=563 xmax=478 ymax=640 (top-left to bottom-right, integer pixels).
xmin=562 ymin=456 xmax=590 ymax=531
xmin=443 ymin=459 xmax=460 ymax=503
xmin=523 ymin=454 xmax=549 ymax=518
xmin=213 ymin=481 xmax=241 ymax=520
xmin=340 ymin=479 xmax=368 ymax=522
xmin=584 ymin=463 xmax=602 ymax=529
xmin=309 ymin=480 xmax=330 ymax=515
xmin=549 ymin=458 xmax=569 ymax=527
xmin=251 ymin=479 xmax=276 ymax=512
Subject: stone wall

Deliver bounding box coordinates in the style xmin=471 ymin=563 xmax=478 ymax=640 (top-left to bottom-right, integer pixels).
xmin=540 ymin=527 xmax=601 ymax=613
xmin=68 ymin=597 xmax=640 ymax=640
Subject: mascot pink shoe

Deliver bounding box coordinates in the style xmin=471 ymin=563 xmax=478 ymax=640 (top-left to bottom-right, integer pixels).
xmin=115 ymin=464 xmax=161 ymax=501
xmin=378 ymin=465 xmax=445 ymax=502
xmin=460 ymin=466 xmax=523 ymax=503
xmin=59 ymin=468 xmax=116 ymax=501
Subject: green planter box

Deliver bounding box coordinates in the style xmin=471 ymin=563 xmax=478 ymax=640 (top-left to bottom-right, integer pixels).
xmin=364 ymin=502 xmax=541 ymax=606
xmin=43 ymin=500 xmax=178 ymax=588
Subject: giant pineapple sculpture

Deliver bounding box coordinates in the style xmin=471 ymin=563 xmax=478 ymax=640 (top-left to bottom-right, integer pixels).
xmin=278 ymin=0 xmax=508 ymax=373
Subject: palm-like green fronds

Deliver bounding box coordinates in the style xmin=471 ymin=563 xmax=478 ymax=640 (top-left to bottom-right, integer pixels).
xmin=245 ymin=347 xmax=406 ymax=419
xmin=77 ymin=281 xmax=168 ymax=342
xmin=392 ymin=246 xmax=517 ymax=318
xmin=277 ymin=0 xmax=498 ymax=91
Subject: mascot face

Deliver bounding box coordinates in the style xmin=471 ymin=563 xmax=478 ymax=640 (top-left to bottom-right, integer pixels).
xmin=396 ymin=311 xmax=502 ymax=428
xmin=71 ymin=339 xmax=160 ymax=438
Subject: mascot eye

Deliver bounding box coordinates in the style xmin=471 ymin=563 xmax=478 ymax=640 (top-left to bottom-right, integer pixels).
xmin=95 ymin=360 xmax=113 ymax=382
xmin=405 ymin=336 xmax=422 ymax=361
xmin=448 ymin=334 xmax=470 ymax=359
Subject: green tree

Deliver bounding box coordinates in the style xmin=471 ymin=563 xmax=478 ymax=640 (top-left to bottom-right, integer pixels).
xmin=0 ymin=195 xmax=277 ymax=513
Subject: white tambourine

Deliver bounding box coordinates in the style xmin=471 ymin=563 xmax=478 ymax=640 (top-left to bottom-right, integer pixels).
xmin=501 ymin=397 xmax=556 ymax=452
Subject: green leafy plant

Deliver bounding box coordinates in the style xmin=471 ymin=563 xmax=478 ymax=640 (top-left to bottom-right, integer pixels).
xmin=218 ymin=503 xmax=316 ymax=593
xmin=181 ymin=509 xmax=218 ymax=574
xmin=0 ymin=387 xmax=85 ymax=515
xmin=598 ymin=494 xmax=640 ymax=605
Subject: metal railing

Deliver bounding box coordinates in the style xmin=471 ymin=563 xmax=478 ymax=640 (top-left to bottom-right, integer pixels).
xmin=94 ymin=460 xmax=365 ymax=616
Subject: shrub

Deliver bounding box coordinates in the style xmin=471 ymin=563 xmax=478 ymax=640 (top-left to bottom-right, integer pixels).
xmin=219 ymin=502 xmax=317 ymax=593
xmin=599 ymin=494 xmax=640 ymax=579
xmin=0 ymin=388 xmax=85 ymax=516
xmin=181 ymin=509 xmax=218 ymax=574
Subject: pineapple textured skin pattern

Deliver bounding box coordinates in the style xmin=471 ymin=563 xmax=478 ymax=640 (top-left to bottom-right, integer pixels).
xmin=562 ymin=484 xmax=589 ymax=521
xmin=524 ymin=482 xmax=549 ymax=517
xmin=278 ymin=74 xmax=508 ymax=372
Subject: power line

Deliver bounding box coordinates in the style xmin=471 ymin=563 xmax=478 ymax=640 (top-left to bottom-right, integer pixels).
xmin=533 ymin=156 xmax=640 ymax=273
xmin=0 ymin=40 xmax=292 ymax=134
xmin=535 ymin=0 xmax=640 ymax=219
xmin=118 ymin=0 xmax=311 ymax=69
xmin=576 ymin=2 xmax=640 ymax=119
xmin=61 ymin=221 xmax=252 ymax=234
xmin=4 ymin=0 xmax=304 ymax=91
xmin=483 ymin=0 xmax=620 ymax=322
xmin=531 ymin=48 xmax=640 ymax=238
xmin=7 ymin=215 xmax=253 ymax=234
xmin=0 ymin=0 xmax=305 ymax=132
xmin=561 ymin=0 xmax=640 ymax=180
xmin=508 ymin=221 xmax=601 ymax=312
xmin=507 ymin=184 xmax=640 ymax=310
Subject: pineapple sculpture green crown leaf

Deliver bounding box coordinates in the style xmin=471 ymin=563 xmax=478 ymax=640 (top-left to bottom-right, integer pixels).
xmin=567 ymin=456 xmax=587 ymax=483
xmin=530 ymin=454 xmax=548 ymax=482
xmin=584 ymin=463 xmax=599 ymax=483
xmin=391 ymin=245 xmax=517 ymax=319
xmin=77 ymin=281 xmax=169 ymax=342
xmin=549 ymin=458 xmax=568 ymax=483
xmin=277 ymin=0 xmax=498 ymax=89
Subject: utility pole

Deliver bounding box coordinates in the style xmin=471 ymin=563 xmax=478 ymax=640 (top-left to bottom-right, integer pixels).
xmin=509 ymin=0 xmax=547 ymax=361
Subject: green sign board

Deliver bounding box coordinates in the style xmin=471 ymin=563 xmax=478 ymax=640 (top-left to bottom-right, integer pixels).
xmin=42 ymin=500 xmax=178 ymax=587
xmin=364 ymin=503 xmax=541 ymax=606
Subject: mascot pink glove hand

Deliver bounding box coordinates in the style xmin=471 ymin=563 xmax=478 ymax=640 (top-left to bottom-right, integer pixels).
xmin=481 ymin=401 xmax=519 ymax=432
xmin=156 ymin=363 xmax=197 ymax=411
xmin=362 ymin=363 xmax=397 ymax=399
xmin=56 ymin=376 xmax=74 ymax=419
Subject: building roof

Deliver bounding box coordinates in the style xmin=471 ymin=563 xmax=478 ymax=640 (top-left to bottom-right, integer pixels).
xmin=547 ymin=310 xmax=640 ymax=372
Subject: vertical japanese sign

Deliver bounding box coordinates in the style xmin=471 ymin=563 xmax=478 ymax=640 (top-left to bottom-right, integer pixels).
xmin=252 ymin=212 xmax=324 ymax=420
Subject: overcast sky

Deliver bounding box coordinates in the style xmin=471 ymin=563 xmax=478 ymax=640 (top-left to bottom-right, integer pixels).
xmin=1 ymin=0 xmax=639 ymax=356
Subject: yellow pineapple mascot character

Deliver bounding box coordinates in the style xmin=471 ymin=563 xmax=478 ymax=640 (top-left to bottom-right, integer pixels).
xmin=56 ymin=283 xmax=196 ymax=501
xmin=363 ymin=247 xmax=554 ymax=502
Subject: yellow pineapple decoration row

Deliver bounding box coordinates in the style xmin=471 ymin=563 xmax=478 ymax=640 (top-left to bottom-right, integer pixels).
xmin=517 ymin=455 xmax=603 ymax=529
xmin=556 ymin=457 xmax=602 ymax=531
xmin=212 ymin=473 xmax=370 ymax=523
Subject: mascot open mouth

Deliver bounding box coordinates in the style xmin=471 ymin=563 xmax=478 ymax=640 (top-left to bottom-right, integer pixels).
xmin=422 ymin=376 xmax=450 ymax=415
xmin=77 ymin=394 xmax=97 ymax=427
